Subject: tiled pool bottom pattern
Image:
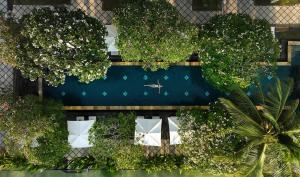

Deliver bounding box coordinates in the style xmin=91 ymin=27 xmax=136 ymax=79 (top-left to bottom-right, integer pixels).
xmin=44 ymin=66 xmax=220 ymax=106
xmin=44 ymin=66 xmax=291 ymax=106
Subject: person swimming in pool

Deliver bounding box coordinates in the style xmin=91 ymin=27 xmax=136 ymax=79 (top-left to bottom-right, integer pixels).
xmin=144 ymin=80 xmax=163 ymax=94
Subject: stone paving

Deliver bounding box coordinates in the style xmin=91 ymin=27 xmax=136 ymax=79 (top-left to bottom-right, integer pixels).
xmin=0 ymin=0 xmax=299 ymax=25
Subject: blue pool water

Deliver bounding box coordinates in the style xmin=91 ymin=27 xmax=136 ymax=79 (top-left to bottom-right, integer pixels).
xmin=292 ymin=45 xmax=300 ymax=65
xmin=44 ymin=66 xmax=221 ymax=106
xmin=44 ymin=65 xmax=292 ymax=106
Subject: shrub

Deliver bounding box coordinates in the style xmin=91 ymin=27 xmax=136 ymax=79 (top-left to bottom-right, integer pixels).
xmin=89 ymin=113 xmax=144 ymax=170
xmin=0 ymin=95 xmax=70 ymax=167
xmin=177 ymin=102 xmax=243 ymax=174
xmin=16 ymin=8 xmax=111 ymax=86
xmin=199 ymin=14 xmax=279 ymax=91
xmin=0 ymin=13 xmax=17 ymax=67
xmin=113 ymin=0 xmax=198 ymax=71
xmin=141 ymin=155 xmax=185 ymax=173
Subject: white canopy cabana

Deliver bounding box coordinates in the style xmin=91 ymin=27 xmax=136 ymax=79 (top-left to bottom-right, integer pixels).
xmin=67 ymin=120 xmax=95 ymax=148
xmin=134 ymin=118 xmax=162 ymax=146
xmin=168 ymin=117 xmax=181 ymax=145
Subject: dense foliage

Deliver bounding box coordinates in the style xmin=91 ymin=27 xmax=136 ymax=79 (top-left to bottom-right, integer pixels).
xmin=0 ymin=13 xmax=17 ymax=67
xmin=113 ymin=0 xmax=198 ymax=70
xmin=178 ymin=103 xmax=243 ymax=174
xmin=0 ymin=95 xmax=70 ymax=167
xmin=89 ymin=113 xmax=144 ymax=170
xmin=16 ymin=8 xmax=111 ymax=86
xmin=220 ymin=78 xmax=300 ymax=176
xmin=141 ymin=155 xmax=185 ymax=173
xmin=199 ymin=13 xmax=279 ymax=91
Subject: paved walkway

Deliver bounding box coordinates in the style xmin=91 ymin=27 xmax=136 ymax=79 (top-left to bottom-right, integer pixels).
xmin=1 ymin=0 xmax=299 ymax=25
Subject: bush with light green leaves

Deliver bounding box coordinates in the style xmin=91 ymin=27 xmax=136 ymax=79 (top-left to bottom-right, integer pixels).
xmin=17 ymin=8 xmax=111 ymax=86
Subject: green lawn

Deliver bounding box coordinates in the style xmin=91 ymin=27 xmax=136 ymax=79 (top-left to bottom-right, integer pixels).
xmin=254 ymin=0 xmax=300 ymax=6
xmin=0 ymin=170 xmax=227 ymax=177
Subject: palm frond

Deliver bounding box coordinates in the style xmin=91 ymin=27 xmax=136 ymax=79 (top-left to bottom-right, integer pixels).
xmin=228 ymin=88 xmax=263 ymax=124
xmin=245 ymin=144 xmax=267 ymax=177
xmin=264 ymin=78 xmax=293 ymax=121
xmin=278 ymin=134 xmax=300 ymax=161
xmin=255 ymin=81 xmax=265 ymax=105
xmin=235 ymin=138 xmax=265 ymax=161
xmin=282 ymin=128 xmax=300 ymax=135
xmin=234 ymin=125 xmax=265 ymax=139
xmin=261 ymin=109 xmax=280 ymax=132
xmin=219 ymin=98 xmax=264 ymax=132
xmin=279 ymin=99 xmax=299 ymax=129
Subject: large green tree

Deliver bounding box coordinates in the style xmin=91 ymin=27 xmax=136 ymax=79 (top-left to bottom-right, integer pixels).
xmin=0 ymin=95 xmax=70 ymax=167
xmin=177 ymin=103 xmax=243 ymax=174
xmin=220 ymin=78 xmax=300 ymax=177
xmin=16 ymin=8 xmax=111 ymax=86
xmin=113 ymin=0 xmax=198 ymax=71
xmin=199 ymin=14 xmax=279 ymax=91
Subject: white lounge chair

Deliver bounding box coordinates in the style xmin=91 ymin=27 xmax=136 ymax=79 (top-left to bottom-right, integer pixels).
xmin=152 ymin=116 xmax=160 ymax=119
xmin=88 ymin=116 xmax=97 ymax=121
xmin=76 ymin=116 xmax=84 ymax=121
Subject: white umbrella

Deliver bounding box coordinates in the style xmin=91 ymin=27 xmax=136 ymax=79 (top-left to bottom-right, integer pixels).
xmin=168 ymin=117 xmax=181 ymax=145
xmin=67 ymin=120 xmax=95 ymax=148
xmin=134 ymin=118 xmax=162 ymax=146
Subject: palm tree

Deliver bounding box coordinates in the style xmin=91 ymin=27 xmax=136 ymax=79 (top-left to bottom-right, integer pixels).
xmin=219 ymin=78 xmax=300 ymax=177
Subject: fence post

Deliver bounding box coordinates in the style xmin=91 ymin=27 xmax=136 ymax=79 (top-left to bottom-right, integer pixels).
xmin=38 ymin=78 xmax=43 ymax=101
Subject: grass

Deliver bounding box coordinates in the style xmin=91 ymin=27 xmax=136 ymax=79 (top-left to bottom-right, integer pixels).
xmin=254 ymin=0 xmax=300 ymax=6
xmin=192 ymin=0 xmax=223 ymax=11
xmin=13 ymin=0 xmax=70 ymax=5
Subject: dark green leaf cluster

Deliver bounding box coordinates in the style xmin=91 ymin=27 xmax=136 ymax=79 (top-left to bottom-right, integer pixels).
xmin=16 ymin=8 xmax=111 ymax=86
xmin=113 ymin=0 xmax=198 ymax=71
xmin=199 ymin=13 xmax=279 ymax=91
xmin=88 ymin=113 xmax=144 ymax=171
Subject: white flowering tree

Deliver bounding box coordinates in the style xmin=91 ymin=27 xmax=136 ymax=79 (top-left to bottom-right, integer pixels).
xmin=199 ymin=14 xmax=280 ymax=91
xmin=16 ymin=8 xmax=111 ymax=86
xmin=178 ymin=103 xmax=243 ymax=174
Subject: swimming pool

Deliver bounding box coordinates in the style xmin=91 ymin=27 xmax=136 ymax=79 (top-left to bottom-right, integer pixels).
xmin=44 ymin=65 xmax=292 ymax=108
xmin=44 ymin=66 xmax=221 ymax=106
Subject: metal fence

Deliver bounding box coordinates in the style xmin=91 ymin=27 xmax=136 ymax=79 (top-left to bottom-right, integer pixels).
xmin=2 ymin=0 xmax=300 ymax=25
xmin=1 ymin=0 xmax=300 ymax=168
